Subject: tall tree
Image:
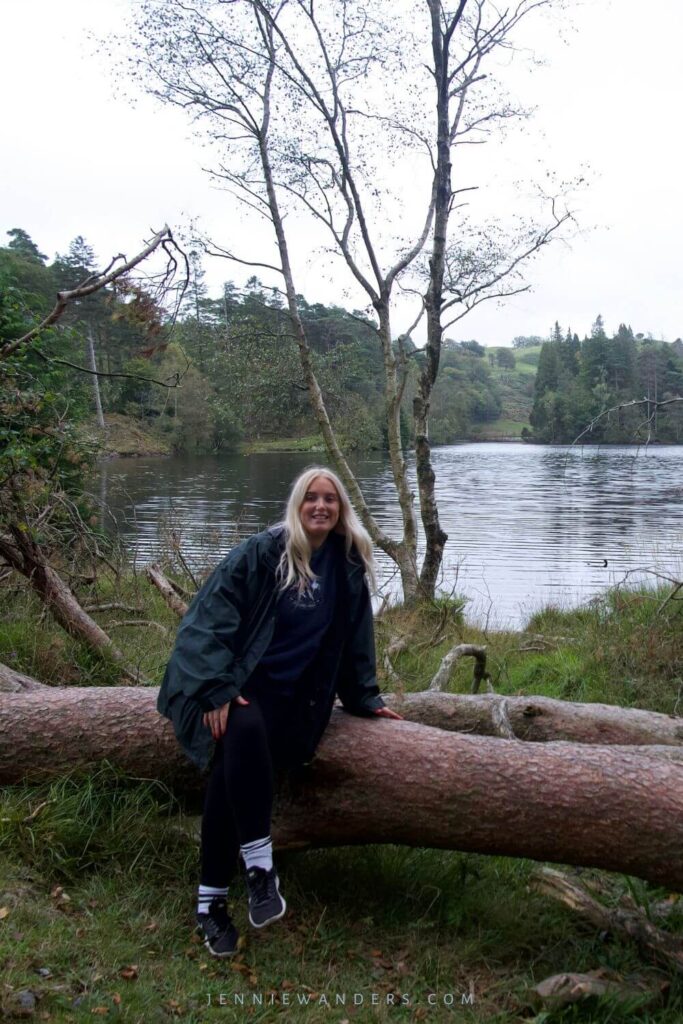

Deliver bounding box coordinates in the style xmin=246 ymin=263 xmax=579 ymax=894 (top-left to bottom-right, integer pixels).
xmin=6 ymin=228 xmax=47 ymax=263
xmin=53 ymin=237 xmax=107 ymax=428
xmin=127 ymin=0 xmax=573 ymax=600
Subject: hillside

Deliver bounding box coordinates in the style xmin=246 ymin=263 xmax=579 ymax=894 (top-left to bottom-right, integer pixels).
xmin=470 ymin=346 xmax=540 ymax=440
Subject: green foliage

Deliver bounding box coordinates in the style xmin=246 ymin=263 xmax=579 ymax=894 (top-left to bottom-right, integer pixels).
xmin=5 ymin=227 xmax=47 ymax=263
xmin=429 ymin=343 xmax=502 ymax=443
xmin=529 ymin=318 xmax=683 ymax=444
xmin=0 ymin=324 xmax=97 ymax=550
xmin=495 ymin=347 xmax=516 ymax=369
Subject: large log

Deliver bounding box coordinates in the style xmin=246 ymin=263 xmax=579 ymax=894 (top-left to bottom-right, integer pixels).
xmin=1 ymin=689 xmax=683 ymax=891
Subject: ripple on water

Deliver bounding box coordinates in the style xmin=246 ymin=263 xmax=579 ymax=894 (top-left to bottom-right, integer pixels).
xmin=95 ymin=444 xmax=683 ymax=628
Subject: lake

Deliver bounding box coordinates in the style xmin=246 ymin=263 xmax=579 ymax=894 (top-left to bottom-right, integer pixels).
xmin=94 ymin=443 xmax=683 ymax=628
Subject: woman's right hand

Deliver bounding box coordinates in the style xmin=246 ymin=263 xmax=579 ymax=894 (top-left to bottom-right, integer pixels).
xmin=202 ymin=695 xmax=249 ymax=740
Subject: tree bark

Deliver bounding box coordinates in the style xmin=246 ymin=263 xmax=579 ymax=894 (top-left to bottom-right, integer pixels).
xmin=1 ymin=688 xmax=683 ymax=891
xmin=0 ymin=530 xmax=146 ymax=684
xmin=533 ymin=867 xmax=683 ymax=973
xmin=0 ymin=662 xmax=49 ymax=693
xmin=385 ymin=691 xmax=683 ymax=746
xmin=86 ymin=324 xmax=106 ymax=429
xmin=145 ymin=564 xmax=189 ymax=618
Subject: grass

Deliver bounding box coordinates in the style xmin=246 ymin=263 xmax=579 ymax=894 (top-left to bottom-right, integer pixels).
xmin=468 ymin=419 xmax=528 ymax=439
xmin=82 ymin=414 xmax=172 ymax=459
xmin=3 ymin=799 xmax=680 ymax=1023
xmin=2 ymin=573 xmax=683 ymax=1021
xmin=241 ymin=436 xmax=326 ymax=454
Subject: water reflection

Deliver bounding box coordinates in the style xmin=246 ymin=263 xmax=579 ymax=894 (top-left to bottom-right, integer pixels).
xmin=93 ymin=444 xmax=683 ymax=628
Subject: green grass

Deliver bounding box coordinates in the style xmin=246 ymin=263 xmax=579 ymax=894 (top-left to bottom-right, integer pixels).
xmin=2 ymin=799 xmax=680 ymax=1022
xmin=241 ymin=436 xmax=326 ymax=454
xmin=469 ymin=419 xmax=528 ymax=439
xmin=2 ymin=575 xmax=683 ymax=1021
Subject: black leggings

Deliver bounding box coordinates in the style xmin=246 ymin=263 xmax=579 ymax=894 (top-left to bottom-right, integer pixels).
xmin=200 ymin=675 xmax=307 ymax=887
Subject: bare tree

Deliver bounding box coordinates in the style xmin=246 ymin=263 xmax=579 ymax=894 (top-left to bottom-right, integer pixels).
xmin=126 ymin=0 xmax=573 ymax=601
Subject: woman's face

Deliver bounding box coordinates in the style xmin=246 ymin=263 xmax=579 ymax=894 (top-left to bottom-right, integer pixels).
xmin=300 ymin=475 xmax=341 ymax=547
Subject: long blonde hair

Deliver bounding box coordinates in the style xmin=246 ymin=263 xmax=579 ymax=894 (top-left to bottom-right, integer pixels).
xmin=277 ymin=466 xmax=377 ymax=593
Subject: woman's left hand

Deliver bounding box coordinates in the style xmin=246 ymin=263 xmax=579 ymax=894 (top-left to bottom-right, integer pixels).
xmin=373 ymin=706 xmax=403 ymax=720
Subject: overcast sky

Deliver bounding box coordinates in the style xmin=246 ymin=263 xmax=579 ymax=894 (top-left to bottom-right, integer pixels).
xmin=2 ymin=0 xmax=682 ymax=346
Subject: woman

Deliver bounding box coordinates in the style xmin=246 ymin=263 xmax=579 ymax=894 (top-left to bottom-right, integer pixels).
xmin=158 ymin=466 xmax=402 ymax=957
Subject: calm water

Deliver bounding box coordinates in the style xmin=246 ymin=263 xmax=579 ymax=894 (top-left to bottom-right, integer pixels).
xmin=94 ymin=443 xmax=683 ymax=628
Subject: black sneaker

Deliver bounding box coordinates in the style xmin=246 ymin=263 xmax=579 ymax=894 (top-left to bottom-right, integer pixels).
xmin=195 ymin=896 xmax=239 ymax=957
xmin=245 ymin=866 xmax=286 ymax=928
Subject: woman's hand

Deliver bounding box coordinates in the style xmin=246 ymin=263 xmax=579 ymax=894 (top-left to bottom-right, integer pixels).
xmin=373 ymin=706 xmax=403 ymax=720
xmin=202 ymin=695 xmax=249 ymax=740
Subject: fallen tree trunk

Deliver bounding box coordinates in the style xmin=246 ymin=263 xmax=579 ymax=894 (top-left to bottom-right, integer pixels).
xmin=1 ymin=689 xmax=683 ymax=890
xmin=2 ymin=672 xmax=680 ymax=748
xmin=145 ymin=564 xmax=189 ymax=618
xmin=0 ymin=532 xmax=147 ymax=684
xmin=533 ymin=867 xmax=683 ymax=973
xmin=0 ymin=663 xmax=49 ymax=693
xmin=384 ymin=691 xmax=683 ymax=747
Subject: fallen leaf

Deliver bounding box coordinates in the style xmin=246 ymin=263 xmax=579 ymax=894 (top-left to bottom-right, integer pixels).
xmin=91 ymin=1008 xmax=109 ymax=1016
xmin=119 ymin=966 xmax=138 ymax=981
xmin=370 ymin=948 xmax=382 ymax=957
xmin=0 ymin=907 xmax=9 ymax=920
xmin=111 ymin=994 xmax=121 ymax=1006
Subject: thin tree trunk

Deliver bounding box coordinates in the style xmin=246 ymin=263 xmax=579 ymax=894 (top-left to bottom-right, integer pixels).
xmin=1 ymin=689 xmax=682 ymax=891
xmin=145 ymin=564 xmax=189 ymax=617
xmin=0 ymin=532 xmax=146 ymax=684
xmin=255 ymin=78 xmax=420 ymax=598
xmin=86 ymin=324 xmax=105 ymax=429
xmin=412 ymin=1 xmax=459 ymax=598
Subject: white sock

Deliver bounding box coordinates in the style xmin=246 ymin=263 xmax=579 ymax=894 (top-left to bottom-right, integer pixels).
xmin=197 ymin=884 xmax=228 ymax=915
xmin=240 ymin=836 xmax=273 ymax=872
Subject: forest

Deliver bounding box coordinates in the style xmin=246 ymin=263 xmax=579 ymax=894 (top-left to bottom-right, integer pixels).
xmin=4 ymin=227 xmax=682 ymax=460
xmin=0 ymin=227 xmax=508 ymax=456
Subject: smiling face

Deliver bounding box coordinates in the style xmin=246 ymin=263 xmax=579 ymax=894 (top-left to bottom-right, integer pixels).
xmin=299 ymin=474 xmax=341 ymax=548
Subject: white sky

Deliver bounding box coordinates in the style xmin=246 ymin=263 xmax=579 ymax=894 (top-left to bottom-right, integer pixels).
xmin=2 ymin=0 xmax=682 ymax=346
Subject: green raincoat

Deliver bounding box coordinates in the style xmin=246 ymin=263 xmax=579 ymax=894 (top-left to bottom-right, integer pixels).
xmin=157 ymin=526 xmax=385 ymax=770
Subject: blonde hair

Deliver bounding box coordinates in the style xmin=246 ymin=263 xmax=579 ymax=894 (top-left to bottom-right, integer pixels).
xmin=277 ymin=466 xmax=377 ymax=593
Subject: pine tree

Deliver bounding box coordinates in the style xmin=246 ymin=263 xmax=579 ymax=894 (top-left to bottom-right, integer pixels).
xmin=6 ymin=228 xmax=47 ymax=263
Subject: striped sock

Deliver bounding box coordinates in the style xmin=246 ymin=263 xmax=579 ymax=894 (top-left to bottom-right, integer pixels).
xmin=240 ymin=836 xmax=273 ymax=872
xmin=197 ymin=884 xmax=228 ymax=916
